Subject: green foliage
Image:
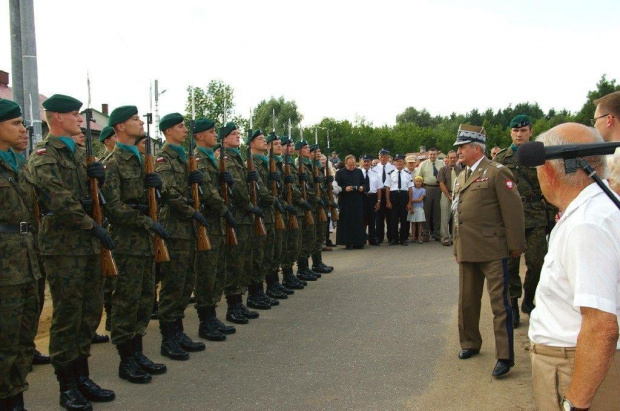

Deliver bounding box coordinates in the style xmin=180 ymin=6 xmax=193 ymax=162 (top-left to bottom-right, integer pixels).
xmin=252 ymin=97 xmax=303 ymax=136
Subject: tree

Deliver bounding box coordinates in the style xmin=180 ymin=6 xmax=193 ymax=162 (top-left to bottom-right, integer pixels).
xmin=185 ymin=80 xmax=236 ymax=124
xmin=395 ymin=107 xmax=437 ymax=127
xmin=252 ymin=97 xmax=303 ymax=136
xmin=574 ymin=75 xmax=620 ymax=125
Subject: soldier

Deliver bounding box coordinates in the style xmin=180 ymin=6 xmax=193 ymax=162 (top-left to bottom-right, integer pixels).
xmin=103 ymin=105 xmax=170 ymax=382
xmin=155 ymin=112 xmax=206 ymax=361
xmin=280 ymin=138 xmax=307 ymax=290
xmin=452 ymin=124 xmax=525 ymax=377
xmin=29 ymin=94 xmax=116 ymax=409
xmin=296 ymin=140 xmax=320 ymax=281
xmin=310 ymin=146 xmax=334 ymax=273
xmin=192 ymin=118 xmax=237 ymax=340
xmin=220 ymin=122 xmax=263 ymax=323
xmin=98 ymin=126 xmax=116 ymax=162
xmin=246 ymin=129 xmax=278 ymax=309
xmin=0 ymin=99 xmax=42 ymax=411
xmin=494 ymin=115 xmax=553 ymax=327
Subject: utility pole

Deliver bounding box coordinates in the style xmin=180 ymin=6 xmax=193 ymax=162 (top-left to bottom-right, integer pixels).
xmin=154 ymin=79 xmax=166 ymax=144
xmin=9 ymin=0 xmax=23 ymax=109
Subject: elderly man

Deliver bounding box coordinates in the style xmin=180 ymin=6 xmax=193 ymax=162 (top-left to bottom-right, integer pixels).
xmin=529 ymin=123 xmax=619 ymax=411
xmin=417 ymin=147 xmax=444 ymax=241
xmin=452 ymin=124 xmax=525 ymax=378
xmin=437 ymin=150 xmax=462 ymax=246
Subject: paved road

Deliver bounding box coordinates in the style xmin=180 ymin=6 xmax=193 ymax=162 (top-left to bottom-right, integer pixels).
xmin=26 ymin=240 xmax=463 ymax=410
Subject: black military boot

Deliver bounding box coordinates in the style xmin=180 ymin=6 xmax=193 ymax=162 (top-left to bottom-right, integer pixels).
xmin=272 ymin=270 xmax=295 ymax=295
xmin=312 ymin=253 xmax=332 ymax=273
xmin=150 ymin=299 xmax=159 ymax=320
xmin=7 ymin=392 xmax=25 ymax=411
xmin=210 ymin=305 xmax=236 ymax=334
xmin=197 ymin=307 xmax=226 ymax=341
xmin=159 ymin=321 xmax=189 ymax=361
xmin=247 ymin=284 xmax=271 ymax=310
xmin=303 ymin=257 xmax=321 ymax=278
xmin=55 ymin=362 xmax=92 ymax=411
xmin=296 ymin=259 xmax=317 ymax=281
xmin=32 ymin=349 xmax=51 ymax=365
xmin=237 ymin=295 xmax=260 ymax=319
xmin=173 ymin=318 xmax=206 ymax=352
xmin=521 ymin=292 xmax=536 ymax=315
xmin=511 ymin=298 xmax=520 ymax=328
xmin=73 ymin=356 xmax=115 ymax=402
xmin=257 ymin=282 xmax=279 ymax=306
xmin=91 ymin=333 xmax=109 ymax=344
xmin=282 ymin=267 xmax=304 ymax=289
xmin=116 ymin=341 xmax=152 ymax=384
xmin=133 ymin=334 xmax=167 ymax=375
xmin=266 ymin=276 xmax=289 ymax=299
xmin=225 ymin=295 xmax=249 ymax=324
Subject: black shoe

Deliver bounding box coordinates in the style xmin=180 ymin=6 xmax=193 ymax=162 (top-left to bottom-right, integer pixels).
xmin=91 ymin=333 xmax=109 ymax=344
xmin=33 ymin=349 xmax=51 ymax=365
xmin=257 ymin=289 xmax=279 ymax=306
xmin=492 ymin=359 xmax=514 ymax=377
xmin=237 ymin=302 xmax=259 ymax=319
xmin=150 ymin=300 xmax=159 ymax=320
xmin=389 ymin=241 xmax=399 ymax=246
xmin=214 ymin=317 xmax=236 ymax=334
xmin=173 ymin=318 xmax=205 ymax=352
xmin=458 ymin=349 xmax=480 ymax=359
xmin=267 ymin=285 xmax=288 ymax=299
xmin=225 ymin=295 xmax=249 ymax=324
xmin=199 ymin=320 xmax=227 ymax=341
xmin=55 ymin=362 xmax=93 ymax=411
xmin=117 ymin=341 xmax=152 ymax=384
xmin=247 ymin=293 xmax=271 ymax=310
xmin=400 ymin=241 xmax=408 ymax=246
xmin=74 ymin=357 xmax=115 ymax=402
xmin=133 ymin=335 xmax=166 ymax=375
xmin=275 ymin=282 xmax=294 ymax=295
xmin=283 ymin=277 xmax=304 ymax=289
xmin=159 ymin=321 xmax=189 ymax=361
xmin=521 ymin=299 xmax=535 ymax=315
xmin=297 ymin=271 xmax=317 ymax=281
xmin=511 ymin=298 xmax=520 ymax=328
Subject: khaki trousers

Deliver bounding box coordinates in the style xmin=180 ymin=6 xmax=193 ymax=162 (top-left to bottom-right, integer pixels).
xmin=439 ymin=193 xmax=452 ymax=241
xmin=531 ymin=343 xmax=620 ymax=411
xmin=458 ymin=259 xmax=514 ymax=360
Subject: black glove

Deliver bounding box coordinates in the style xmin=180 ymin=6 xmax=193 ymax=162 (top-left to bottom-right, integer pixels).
xmin=284 ymin=175 xmax=295 ymax=184
xmin=330 ymin=201 xmax=338 ymax=208
xmin=223 ymin=209 xmax=237 ymax=229
xmin=247 ymin=170 xmax=259 ymax=182
xmin=220 ymin=171 xmax=234 ymax=187
xmin=149 ymin=221 xmax=170 ymax=240
xmin=269 ymin=171 xmax=281 ymax=183
xmin=274 ymin=198 xmax=285 ymax=213
xmin=144 ymin=173 xmax=162 ymax=189
xmin=249 ymin=206 xmax=265 ymax=218
xmin=192 ymin=211 xmax=208 ymax=227
xmin=285 ymin=204 xmax=297 ymax=214
xmin=326 ymin=175 xmax=334 ymax=184
xmin=189 ymin=170 xmax=203 ymax=184
xmin=87 ymin=162 xmax=105 ymax=186
xmin=80 ymin=198 xmax=94 ymax=214
xmin=301 ymin=200 xmax=312 ymax=211
xmin=318 ymin=199 xmax=326 ymax=208
xmin=90 ymin=223 xmax=115 ymax=250
xmin=299 ymin=173 xmax=308 ymax=182
xmin=316 ymin=175 xmax=325 ymax=183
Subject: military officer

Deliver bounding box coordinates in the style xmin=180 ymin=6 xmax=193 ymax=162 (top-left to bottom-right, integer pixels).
xmin=0 ymin=99 xmax=42 ymax=411
xmin=220 ymin=122 xmax=262 ymax=323
xmin=310 ymin=146 xmax=334 ymax=273
xmin=452 ymin=124 xmax=526 ymax=378
xmin=494 ymin=115 xmax=554 ymax=327
xmin=155 ymin=112 xmax=206 ymax=361
xmin=192 ymin=118 xmax=237 ymax=340
xmin=103 ymin=105 xmax=170 ymax=382
xmin=246 ymin=129 xmax=277 ymax=310
xmin=29 ymin=94 xmax=116 ymax=409
xmin=296 ymin=140 xmax=319 ymax=281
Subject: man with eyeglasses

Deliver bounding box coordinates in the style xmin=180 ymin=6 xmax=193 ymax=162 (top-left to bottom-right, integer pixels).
xmin=592 ymin=91 xmax=620 ymax=142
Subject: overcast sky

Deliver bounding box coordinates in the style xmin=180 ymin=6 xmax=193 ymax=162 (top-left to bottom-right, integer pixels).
xmin=1 ymin=0 xmax=619 ymax=128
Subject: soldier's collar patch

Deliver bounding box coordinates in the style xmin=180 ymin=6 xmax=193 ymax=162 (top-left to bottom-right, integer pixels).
xmin=36 ymin=148 xmax=47 ymax=155
xmin=156 ymin=157 xmax=166 ymax=163
xmin=474 ymin=177 xmax=488 ymax=182
xmin=505 ymin=180 xmax=515 ymax=189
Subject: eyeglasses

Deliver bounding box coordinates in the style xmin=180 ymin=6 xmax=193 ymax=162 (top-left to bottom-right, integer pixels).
xmin=590 ymin=113 xmax=610 ymax=126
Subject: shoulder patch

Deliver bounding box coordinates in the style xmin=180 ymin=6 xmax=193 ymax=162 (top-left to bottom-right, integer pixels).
xmin=388 ymin=170 xmax=394 ymax=174
xmin=404 ymin=170 xmax=411 ymax=174
xmin=156 ymin=157 xmax=166 ymax=163
xmin=36 ymin=148 xmax=47 ymax=155
xmin=505 ymin=179 xmax=515 ymax=189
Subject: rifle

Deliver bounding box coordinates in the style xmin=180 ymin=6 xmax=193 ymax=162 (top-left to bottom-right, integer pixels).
xmin=247 ymin=131 xmax=266 ymax=236
xmin=144 ymin=113 xmax=170 ymax=262
xmin=297 ymin=150 xmax=315 ymax=225
xmin=219 ymin=144 xmax=238 ymax=246
xmin=325 ymin=162 xmax=339 ymax=221
xmin=188 ymin=93 xmax=211 ymax=251
xmin=85 ymin=109 xmax=118 ymax=277
xmin=313 ymin=156 xmax=328 ymax=222
xmin=283 ymin=140 xmax=299 ymax=230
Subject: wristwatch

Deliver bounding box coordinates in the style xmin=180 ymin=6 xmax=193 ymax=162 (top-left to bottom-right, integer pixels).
xmin=561 ymin=397 xmax=589 ymax=411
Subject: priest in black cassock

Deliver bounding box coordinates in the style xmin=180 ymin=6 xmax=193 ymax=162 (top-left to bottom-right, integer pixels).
xmin=335 ymin=155 xmax=366 ymax=249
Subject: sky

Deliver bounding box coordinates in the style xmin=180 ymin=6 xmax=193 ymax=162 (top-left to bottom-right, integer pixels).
xmin=1 ymin=0 xmax=619 ymax=130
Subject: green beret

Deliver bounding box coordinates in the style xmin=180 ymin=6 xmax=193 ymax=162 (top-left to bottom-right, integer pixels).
xmin=0 ymin=99 xmax=22 ymax=122
xmin=193 ymin=118 xmax=216 ymax=134
xmin=159 ymin=112 xmax=184 ymax=132
xmin=42 ymin=94 xmax=82 ymax=113
xmin=108 ymin=105 xmax=138 ymax=127
xmin=266 ymin=132 xmax=280 ymax=144
xmin=99 ymin=126 xmax=116 ymax=142
xmin=509 ymin=114 xmax=531 ymax=129
xmin=309 ymin=144 xmax=319 ymax=152
xmin=295 ymin=140 xmax=308 ymax=150
xmin=218 ymin=122 xmax=237 ymax=141
xmin=246 ymin=129 xmax=264 ymax=145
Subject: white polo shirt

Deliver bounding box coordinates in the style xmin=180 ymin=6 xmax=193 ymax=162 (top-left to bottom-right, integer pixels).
xmin=529 ymin=181 xmax=620 ymax=348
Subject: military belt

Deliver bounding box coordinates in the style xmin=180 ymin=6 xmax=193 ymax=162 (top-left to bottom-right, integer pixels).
xmin=127 ymin=203 xmax=149 ymax=214
xmin=0 ymin=222 xmax=32 ymax=234
xmin=521 ymin=195 xmax=543 ymax=204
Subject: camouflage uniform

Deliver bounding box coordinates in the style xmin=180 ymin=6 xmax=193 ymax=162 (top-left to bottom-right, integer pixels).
xmin=102 ymin=145 xmax=155 ymax=345
xmin=155 ymin=143 xmax=197 ymax=323
xmin=28 ymin=136 xmax=103 ymax=367
xmin=312 ymin=161 xmax=329 ymax=259
xmin=494 ymin=147 xmax=553 ymax=307
xmin=99 ymin=150 xmax=116 ymax=328
xmin=281 ymin=156 xmax=303 ymax=271
xmin=270 ymin=156 xmax=286 ymax=274
xmin=0 ymin=151 xmax=41 ymax=400
xmin=298 ymin=157 xmax=317 ymax=264
xmin=223 ymin=147 xmax=253 ymax=297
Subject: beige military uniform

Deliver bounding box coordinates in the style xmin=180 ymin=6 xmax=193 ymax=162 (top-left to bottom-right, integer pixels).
xmin=453 ymin=156 xmax=525 ymax=361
